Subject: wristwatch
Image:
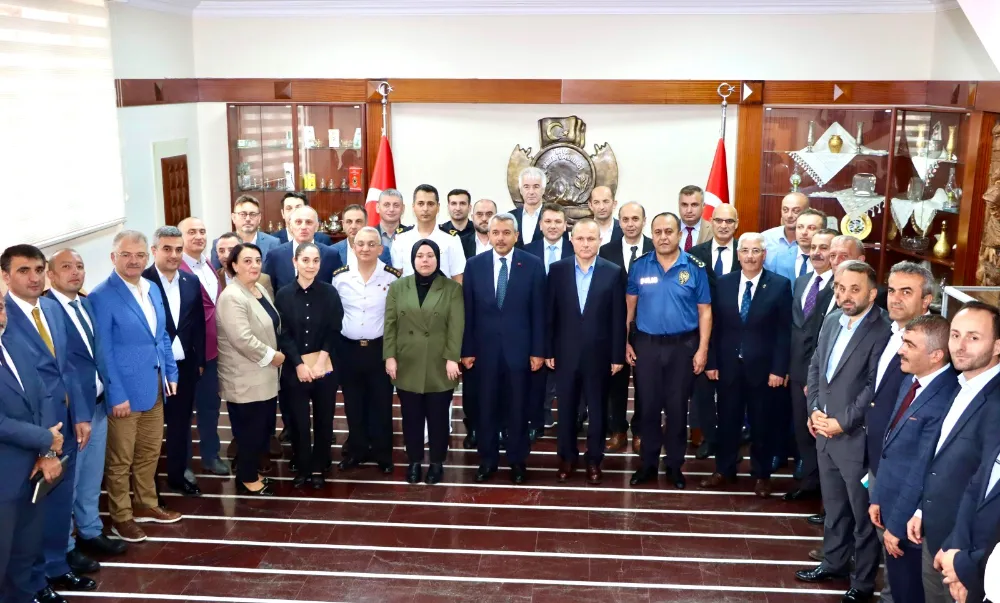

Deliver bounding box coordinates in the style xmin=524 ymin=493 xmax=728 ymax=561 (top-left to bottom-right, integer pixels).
xmin=42 ymin=450 xmax=58 ymax=459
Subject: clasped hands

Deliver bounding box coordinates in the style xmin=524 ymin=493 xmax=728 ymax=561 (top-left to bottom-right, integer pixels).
xmin=808 ymin=410 xmax=844 ymax=438
xmin=296 ymin=353 xmax=331 ymax=383
xmin=934 ymin=548 xmax=968 ymax=603
xmin=31 ymin=422 xmax=65 ymax=484
xmin=386 ymin=358 xmax=462 ymax=381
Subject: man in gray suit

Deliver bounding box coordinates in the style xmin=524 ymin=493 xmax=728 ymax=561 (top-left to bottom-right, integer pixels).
xmin=796 ymin=261 xmax=892 ymax=603
xmin=210 ymin=195 xmax=280 ymax=268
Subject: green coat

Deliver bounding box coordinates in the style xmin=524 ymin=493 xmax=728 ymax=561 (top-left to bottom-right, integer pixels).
xmin=383 ymin=275 xmax=465 ymax=394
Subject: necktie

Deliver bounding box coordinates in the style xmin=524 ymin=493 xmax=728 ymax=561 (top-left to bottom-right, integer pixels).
xmin=684 ymin=227 xmax=694 ymax=251
xmin=68 ymin=300 xmax=96 ymax=354
xmin=889 ymin=379 xmax=921 ymax=432
xmin=546 ymin=245 xmax=557 ymax=274
xmin=803 ymin=274 xmax=822 ymax=318
xmin=32 ymin=307 xmax=55 ymax=357
xmin=497 ymin=257 xmax=508 ymax=310
xmin=628 ymin=245 xmax=638 ymax=273
xmin=714 ymin=247 xmax=725 ymax=275
xmin=740 ymin=281 xmax=753 ymax=323
xmin=799 ymin=254 xmax=809 ymax=277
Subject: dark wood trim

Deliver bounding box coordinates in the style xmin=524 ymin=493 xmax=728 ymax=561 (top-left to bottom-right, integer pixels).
xmin=762 ymin=81 xmax=929 ymax=106
xmin=972 ymin=82 xmax=1000 ymax=113
xmin=559 ymin=80 xmax=743 ymax=104
xmin=954 ymin=110 xmax=996 ymax=286
xmin=385 ymin=79 xmax=563 ymax=104
xmin=116 ymin=78 xmax=199 ymax=107
xmin=733 ymin=104 xmax=763 ymax=235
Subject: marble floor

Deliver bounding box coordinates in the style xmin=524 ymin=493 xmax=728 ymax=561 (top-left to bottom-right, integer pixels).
xmin=66 ymin=390 xmax=870 ymax=602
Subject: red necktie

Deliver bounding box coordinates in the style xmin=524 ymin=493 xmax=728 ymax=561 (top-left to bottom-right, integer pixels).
xmin=684 ymin=227 xmax=694 ymax=251
xmin=889 ymin=379 xmax=921 ymax=432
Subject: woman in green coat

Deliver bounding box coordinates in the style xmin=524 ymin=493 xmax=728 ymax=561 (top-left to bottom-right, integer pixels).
xmin=384 ymin=239 xmax=464 ymax=485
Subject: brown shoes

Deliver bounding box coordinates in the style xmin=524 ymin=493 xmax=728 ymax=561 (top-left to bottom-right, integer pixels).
xmin=557 ymin=461 xmax=575 ymax=482
xmin=699 ymin=473 xmax=737 ymax=489
xmin=605 ymin=433 xmax=627 ymax=453
xmin=586 ymin=464 xmax=602 ymax=485
xmin=133 ymin=506 xmax=182 ymax=524
xmin=111 ymin=520 xmax=147 ymax=543
xmin=632 ymin=435 xmax=642 ymax=455
xmin=808 ymin=548 xmax=824 ymax=562
xmin=754 ymin=478 xmax=773 ymax=498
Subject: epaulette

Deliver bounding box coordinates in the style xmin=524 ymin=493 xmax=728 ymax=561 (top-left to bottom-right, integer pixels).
xmin=396 ymin=224 xmax=413 ymax=234
xmin=384 ymin=265 xmax=402 ymax=278
xmin=331 ymin=265 xmax=351 ymax=278
xmin=688 ymin=254 xmax=706 ymax=269
xmin=448 ymin=229 xmax=458 ymax=236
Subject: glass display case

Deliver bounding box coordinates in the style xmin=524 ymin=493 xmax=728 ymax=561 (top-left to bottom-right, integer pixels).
xmin=228 ymin=104 xmax=296 ymax=229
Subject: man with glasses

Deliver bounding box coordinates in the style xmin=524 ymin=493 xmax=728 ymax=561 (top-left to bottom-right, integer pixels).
xmin=211 ymin=195 xmax=279 ymax=269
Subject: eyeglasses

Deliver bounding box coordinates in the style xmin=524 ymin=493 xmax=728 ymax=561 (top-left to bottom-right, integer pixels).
xmin=116 ymin=252 xmax=149 ymax=261
xmin=235 ymin=211 xmax=260 ymax=219
xmin=354 ymin=241 xmax=381 ymax=249
xmin=712 ymin=218 xmax=736 ymax=226
xmin=738 ymin=248 xmax=764 ymax=256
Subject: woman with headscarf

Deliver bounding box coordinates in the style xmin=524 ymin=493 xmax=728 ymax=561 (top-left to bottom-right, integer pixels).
xmin=383 ymin=239 xmax=464 ymax=484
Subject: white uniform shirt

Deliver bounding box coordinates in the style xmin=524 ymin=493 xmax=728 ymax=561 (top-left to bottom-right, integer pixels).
xmin=333 ymin=261 xmax=399 ymax=340
xmin=390 ymin=227 xmax=466 ymax=279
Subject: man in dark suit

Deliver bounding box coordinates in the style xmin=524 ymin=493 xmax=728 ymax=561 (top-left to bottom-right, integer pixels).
xmin=701 ymin=231 xmax=791 ymax=498
xmin=912 ymin=301 xmax=1000 ymax=603
xmin=272 ymin=192 xmax=333 ymax=246
xmin=545 ymin=219 xmax=626 ymax=484
xmin=144 ymin=226 xmax=206 ymax=496
xmin=589 ymin=186 xmax=623 ymax=247
xmin=0 ymin=295 xmax=65 ymax=603
xmin=870 ymin=315 xmax=958 ymax=603
xmin=936 ymin=440 xmax=1000 ymax=603
xmin=688 ymin=203 xmax=740 ymax=460
xmin=460 ymin=199 xmax=497 ymax=262
xmin=598 ymin=201 xmax=651 ymax=453
xmin=264 ymin=205 xmax=344 ymax=293
xmin=210 ymin=194 xmax=280 ymax=268
xmin=796 ymin=261 xmax=892 ymax=603
xmin=332 ymin=204 xmax=391 ymax=265
xmin=461 ymin=213 xmax=545 ymax=484
xmin=2 ymin=245 xmax=95 ymax=600
xmin=511 ymin=167 xmax=545 ymax=248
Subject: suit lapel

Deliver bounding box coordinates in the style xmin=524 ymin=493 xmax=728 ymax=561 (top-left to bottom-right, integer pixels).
xmin=830 ymin=310 xmax=877 ymax=381
xmin=873 ymin=354 xmax=902 ymax=398
xmin=746 ymin=272 xmax=771 ymax=321
xmin=0 ymin=343 xmax=29 ymax=405
xmin=938 ymin=384 xmax=993 ymax=455
xmin=111 ymin=275 xmax=154 ymax=338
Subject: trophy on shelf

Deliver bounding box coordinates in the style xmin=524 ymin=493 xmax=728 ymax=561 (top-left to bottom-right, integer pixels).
xmin=933 ymin=221 xmax=951 ymax=259
xmin=806 ymin=121 xmax=816 ymax=153
xmin=828 ymin=134 xmax=844 ymax=154
xmin=327 ymin=213 xmax=341 ymax=233
xmin=329 ymin=129 xmax=340 ymax=148
xmin=790 ymin=166 xmax=802 ymax=192
xmin=929 ymin=122 xmax=944 ymax=157
xmin=945 ymin=125 xmax=958 ymax=161
xmin=944 ymin=167 xmax=962 ymax=210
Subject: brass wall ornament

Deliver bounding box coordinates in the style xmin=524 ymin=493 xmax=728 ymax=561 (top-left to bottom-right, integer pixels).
xmin=506 ymin=116 xmax=618 ymax=221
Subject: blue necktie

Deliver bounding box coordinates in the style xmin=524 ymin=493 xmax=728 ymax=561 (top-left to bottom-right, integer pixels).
xmin=799 ymin=254 xmax=809 ymax=277
xmin=740 ymin=281 xmax=753 ymax=323
xmin=714 ymin=247 xmax=725 ymax=275
xmin=68 ymin=300 xmax=96 ymax=353
xmin=546 ymin=245 xmax=557 ymax=274
xmin=497 ymin=257 xmax=508 ymax=309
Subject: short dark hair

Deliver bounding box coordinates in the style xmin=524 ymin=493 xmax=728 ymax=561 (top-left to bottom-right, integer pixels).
xmin=342 ymin=204 xmax=367 ymax=219
xmin=815 ymin=228 xmax=839 ymax=238
xmin=217 ymin=231 xmax=240 ymax=243
xmin=234 ymin=194 xmax=260 ymax=210
xmin=282 ymin=191 xmax=308 ymax=206
xmin=839 ymin=260 xmax=877 ymax=288
xmin=1 ymin=244 xmax=46 ymax=274
xmin=541 ymin=203 xmax=565 ymax=218
xmin=956 ymin=300 xmax=1000 ymax=341
xmin=226 ymin=242 xmax=262 ymax=278
xmin=651 ymin=212 xmax=682 ymax=231
xmin=798 ymin=208 xmax=828 ymax=222
xmin=294 ymin=242 xmax=320 ymax=260
xmin=413 ymin=184 xmax=439 ymax=202
xmin=447 ymin=189 xmax=471 ymax=203
xmin=678 ymin=185 xmax=703 ymax=198
xmin=906 ymin=314 xmax=951 ymax=360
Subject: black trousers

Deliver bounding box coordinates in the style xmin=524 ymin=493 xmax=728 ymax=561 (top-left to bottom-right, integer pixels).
xmin=164 ymin=359 xmax=199 ymax=483
xmin=0 ymin=494 xmax=44 ymax=603
xmin=790 ymin=378 xmax=820 ymax=490
xmin=461 ymin=363 xmax=479 ymax=433
xmin=399 ymin=389 xmax=453 ymax=464
xmin=885 ymin=539 xmax=924 ymax=603
xmin=478 ymin=357 xmax=530 ymax=467
xmin=528 ymin=367 xmax=558 ymax=430
xmin=282 ymin=372 xmax=337 ymax=476
xmin=607 ymin=362 xmax=641 ymax=435
xmin=634 ymin=330 xmax=697 ymax=471
xmin=689 ymin=372 xmax=717 ymax=446
xmin=339 ymin=336 xmax=393 ymax=464
xmin=716 ymin=367 xmax=774 ymax=479
xmin=556 ymin=364 xmax=609 ymax=465
xmin=228 ymin=398 xmax=273 ymax=483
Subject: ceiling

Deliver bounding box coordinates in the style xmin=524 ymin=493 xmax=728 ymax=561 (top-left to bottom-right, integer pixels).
xmin=122 ymin=0 xmax=962 ymax=17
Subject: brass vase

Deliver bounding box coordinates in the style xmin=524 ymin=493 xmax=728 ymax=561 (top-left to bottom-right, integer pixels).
xmin=945 ymin=125 xmax=957 ymax=160
xmin=932 ymin=222 xmax=951 ymax=259
xmin=828 ymin=134 xmax=843 ymax=154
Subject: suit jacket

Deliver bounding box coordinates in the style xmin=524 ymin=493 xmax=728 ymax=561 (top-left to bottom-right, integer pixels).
xmin=178 ymin=261 xmax=221 ymax=361
xmin=942 ymin=440 xmax=1000 ymax=603
xmin=789 ymin=272 xmax=836 ymax=383
xmin=706 ymin=270 xmax=792 ymax=385
xmin=330 ymin=238 xmax=391 ymax=265
xmin=524 ymin=234 xmax=574 ymax=269
xmin=3 ymin=293 xmax=85 ymax=424
xmin=511 ymin=206 xmax=543 ymax=248
xmin=770 ymin=244 xmax=810 ymax=283
xmin=921 ymin=371 xmax=1000 ymax=554
xmin=88 ymin=271 xmax=179 ymax=413
xmin=273 ymin=230 xmax=332 ymax=246
xmin=603 ymin=218 xmax=624 ymax=246
xmin=0 ymin=336 xmax=61 ymax=503
xmin=871 ymin=368 xmax=959 ymax=538
xmin=216 ymin=267 xmax=274 ymax=301
xmin=599 ymin=236 xmax=653 ymax=270
xmin=210 ymin=231 xmax=280 ymax=269
xmin=864 ymin=353 xmax=907 ymax=475
xmin=544 ymin=256 xmax=626 ymax=371
xmin=461 ymin=249 xmax=545 ymax=370
xmin=383 ymin=275 xmax=465 ymax=393
xmin=142 ymin=266 xmax=207 ymax=371
xmin=262 ymin=241 xmax=343 ymax=294
xmin=688 ymin=238 xmax=738 ymax=293
xmin=807 ymin=307 xmax=892 ymax=463
xmin=459 ymin=232 xmax=489 ymax=260
xmin=681 ymin=219 xmax=713 ymax=247
xmin=43 ymin=292 xmax=109 ymax=413
xmin=216 ymin=280 xmax=280 ymax=404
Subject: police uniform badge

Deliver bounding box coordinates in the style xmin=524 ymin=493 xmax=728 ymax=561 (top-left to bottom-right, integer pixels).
xmin=678 ymin=270 xmax=690 ymax=285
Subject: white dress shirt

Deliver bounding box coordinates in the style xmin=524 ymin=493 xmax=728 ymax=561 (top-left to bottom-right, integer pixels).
xmin=794 ymin=250 xmax=814 ymax=279
xmin=713 ymin=240 xmax=735 ymax=276
xmin=621 ymin=238 xmax=646 ymax=274
xmin=0 ymin=341 xmax=24 ymax=390
xmin=390 ymin=227 xmax=467 ymax=278
xmin=493 ymin=249 xmax=513 ymax=292
xmin=986 ymin=544 xmax=999 ymax=602
xmin=49 ymin=289 xmax=103 ymax=397
xmin=911 ymin=363 xmax=953 ymax=401
xmin=682 ymin=221 xmax=701 ymax=246
xmin=935 ymin=362 xmax=1000 ymax=455
xmin=333 ymin=260 xmax=398 ymax=340
xmin=156 ymin=268 xmax=186 ymax=362
xmin=521 ymin=206 xmax=541 ymax=245
xmin=800 ymin=269 xmax=832 ymax=310
xmin=875 ymin=321 xmax=905 ymax=391
xmin=599 ymin=221 xmax=614 ymax=246
xmin=183 ymin=253 xmax=219 ymax=305
xmin=474 ymin=233 xmax=492 ymax=256
xmin=737 ymin=270 xmax=762 ymax=310
xmin=9 ymin=293 xmax=54 ymax=345
xmin=123 ymin=276 xmax=158 ymax=335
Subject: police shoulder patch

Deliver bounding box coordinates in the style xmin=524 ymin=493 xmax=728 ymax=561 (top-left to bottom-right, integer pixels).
xmin=331 ymin=265 xmax=351 ymax=278
xmin=687 ymin=254 xmax=706 ymax=269
xmin=397 ymin=225 xmax=413 ymax=234
xmin=384 ymin=265 xmax=402 ymax=278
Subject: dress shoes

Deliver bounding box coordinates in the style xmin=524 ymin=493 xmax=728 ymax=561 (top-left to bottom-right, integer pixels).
xmin=557 ymin=461 xmax=575 ymax=482
xmin=632 ymin=434 xmax=642 ymax=455
xmin=236 ymin=481 xmax=274 ymax=497
xmin=406 ymin=463 xmax=422 ymax=484
xmin=807 ymin=512 xmax=827 ymax=525
xmin=167 ymin=478 xmax=202 ymax=497
xmin=605 ymin=432 xmax=627 ymax=453
xmin=33 ymin=586 xmax=68 ymax=603
xmin=576 ymin=417 xmax=586 ymax=435
xmin=586 ymin=464 xmax=602 ymax=485
xmin=841 ymin=588 xmax=872 ymax=602
xmin=793 ymin=459 xmax=805 ymax=480
xmin=771 ymin=455 xmax=789 ymax=472
xmin=630 ymin=466 xmax=657 ymax=486
xmin=666 ymin=467 xmax=687 ymax=489
xmin=510 ymin=463 xmax=527 ymax=484
xmin=66 ymin=549 xmax=99 ymax=574
xmin=292 ymin=474 xmax=309 ymax=488
xmin=47 ymin=572 xmax=96 ymax=592
xmin=527 ymin=427 xmax=542 ymax=444
xmin=425 ymin=463 xmax=443 ymax=485
xmin=808 ymin=548 xmax=825 ymax=562
xmin=475 ymin=465 xmax=497 ymax=483
xmin=310 ymin=475 xmax=325 ymax=489
xmin=378 ymin=462 xmax=395 ymax=475
xmin=338 ymin=456 xmax=363 ymax=471
xmin=794 ymin=565 xmax=848 ymax=583
xmin=134 ymin=506 xmax=182 ymax=524
xmin=754 ymin=478 xmax=772 ymax=498
xmin=110 ymin=520 xmax=147 ymax=543
xmin=202 ymin=457 xmax=231 ymax=475
xmin=76 ymin=534 xmax=126 ymax=556
xmin=498 ymin=431 xmax=508 ymax=451
xmin=463 ymin=430 xmax=477 ymax=449
xmin=699 ymin=473 xmax=737 ymax=489
xmin=694 ymin=440 xmax=713 ymax=460
xmin=783 ymin=488 xmax=822 ymax=502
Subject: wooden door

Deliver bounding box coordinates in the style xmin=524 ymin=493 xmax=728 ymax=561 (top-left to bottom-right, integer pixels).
xmin=162 ymin=154 xmax=190 ymax=226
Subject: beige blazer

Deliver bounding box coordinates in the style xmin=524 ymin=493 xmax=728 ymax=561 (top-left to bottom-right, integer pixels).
xmin=216 ymin=279 xmax=280 ymax=404
xmin=697 ymin=218 xmax=714 ymax=245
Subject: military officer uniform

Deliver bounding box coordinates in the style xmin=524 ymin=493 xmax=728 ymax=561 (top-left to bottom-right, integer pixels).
xmin=439 ymin=220 xmax=474 ymax=238
xmin=377 ymin=224 xmax=413 ymax=251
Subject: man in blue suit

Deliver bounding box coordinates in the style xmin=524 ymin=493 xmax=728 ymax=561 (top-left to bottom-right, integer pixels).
xmin=0 ymin=295 xmax=66 ymax=603
xmin=272 ymin=192 xmax=333 ymax=246
xmin=89 ymin=230 xmax=181 ymax=544
xmin=589 ymin=186 xmax=624 ymax=247
xmin=332 ymin=204 xmax=391 ymax=265
xmin=210 ymin=195 xmax=280 ymax=268
xmin=511 ymin=167 xmax=545 ymax=248
xmin=910 ymin=301 xmax=1000 ymax=602
xmin=1 ymin=244 xmax=95 ymax=599
xmin=869 ymin=315 xmax=958 ymax=602
xmin=264 ymin=205 xmax=343 ymax=293
xmin=701 ymin=232 xmax=791 ymax=498
xmin=768 ymin=208 xmax=827 ymax=282
xmin=936 ymin=440 xmax=1000 ymax=603
xmin=461 ymin=213 xmax=545 ymax=484
xmin=545 ymin=219 xmax=625 ymax=485
xmin=45 ymin=250 xmax=128 ymax=565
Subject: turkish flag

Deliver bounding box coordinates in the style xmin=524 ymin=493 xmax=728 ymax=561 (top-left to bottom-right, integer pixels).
xmin=365 ymin=135 xmax=396 ymax=226
xmin=703 ymin=137 xmax=729 ymax=220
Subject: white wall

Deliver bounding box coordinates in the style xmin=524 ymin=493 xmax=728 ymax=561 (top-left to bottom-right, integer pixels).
xmin=109 ymin=3 xmax=196 ymax=79
xmin=930 ymin=8 xmax=1000 ymax=80
xmin=196 ymin=103 xmax=233 ymax=238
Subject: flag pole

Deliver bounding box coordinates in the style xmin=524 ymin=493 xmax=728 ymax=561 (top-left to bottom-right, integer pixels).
xmin=716 ymin=82 xmax=734 ymax=139
xmin=377 ymin=81 xmax=393 ymax=137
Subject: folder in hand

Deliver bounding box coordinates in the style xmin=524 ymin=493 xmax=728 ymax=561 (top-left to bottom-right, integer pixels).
xmin=31 ymin=455 xmax=69 ymax=504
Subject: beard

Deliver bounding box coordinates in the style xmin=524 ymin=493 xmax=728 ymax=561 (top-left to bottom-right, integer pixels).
xmin=842 ymin=298 xmax=871 ymax=317
xmin=952 ymin=347 xmax=997 ymax=372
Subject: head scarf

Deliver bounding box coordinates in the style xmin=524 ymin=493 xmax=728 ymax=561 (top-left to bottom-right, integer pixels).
xmin=411 ymin=239 xmax=443 ymax=306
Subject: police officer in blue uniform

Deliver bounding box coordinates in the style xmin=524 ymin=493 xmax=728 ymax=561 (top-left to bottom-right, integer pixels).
xmin=626 ymin=212 xmax=712 ymax=489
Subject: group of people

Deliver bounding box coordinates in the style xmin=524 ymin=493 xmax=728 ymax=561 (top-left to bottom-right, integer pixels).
xmin=1 ymin=167 xmax=999 ymax=603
